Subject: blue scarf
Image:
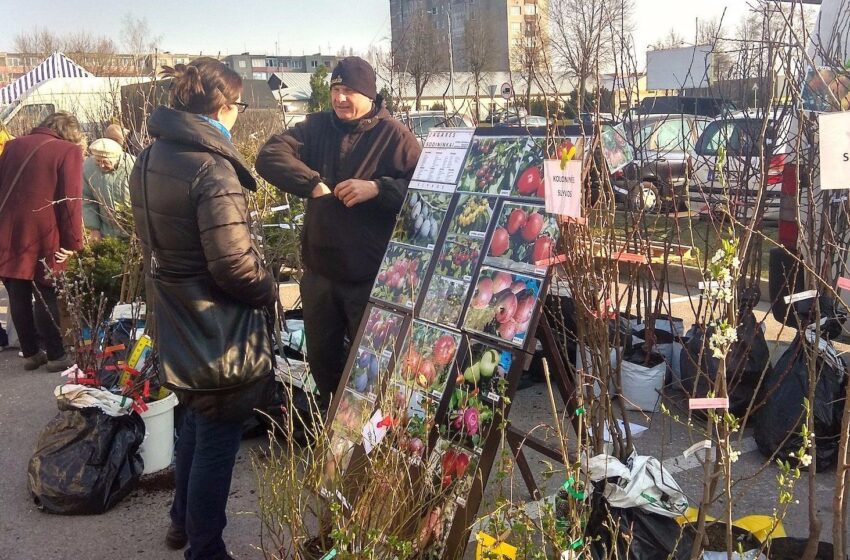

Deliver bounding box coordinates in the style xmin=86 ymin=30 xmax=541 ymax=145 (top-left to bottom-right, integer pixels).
xmin=200 ymin=115 xmax=232 ymax=142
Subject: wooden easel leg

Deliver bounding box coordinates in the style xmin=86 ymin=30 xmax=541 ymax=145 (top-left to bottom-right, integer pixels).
xmin=507 ymin=424 xmax=542 ymax=501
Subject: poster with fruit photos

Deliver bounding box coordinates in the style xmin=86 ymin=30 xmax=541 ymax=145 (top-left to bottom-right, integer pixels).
xmin=326 ymin=128 xmax=563 ymax=558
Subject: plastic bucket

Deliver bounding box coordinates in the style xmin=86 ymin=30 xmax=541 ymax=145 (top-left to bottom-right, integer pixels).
xmin=139 ymin=392 xmax=178 ymax=474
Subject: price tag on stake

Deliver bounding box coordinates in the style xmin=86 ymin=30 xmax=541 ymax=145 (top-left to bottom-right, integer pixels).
xmin=688 ymin=397 xmax=729 ymax=410
xmin=784 ymin=289 xmax=817 ymax=304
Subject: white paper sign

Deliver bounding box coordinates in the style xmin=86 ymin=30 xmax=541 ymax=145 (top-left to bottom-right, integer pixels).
xmin=362 ymin=409 xmax=388 ymax=455
xmin=819 ymin=111 xmax=850 ymax=190
xmin=544 ymin=160 xmax=582 ymax=217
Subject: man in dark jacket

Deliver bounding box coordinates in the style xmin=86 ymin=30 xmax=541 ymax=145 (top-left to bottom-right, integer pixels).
xmin=256 ymin=56 xmax=421 ymax=404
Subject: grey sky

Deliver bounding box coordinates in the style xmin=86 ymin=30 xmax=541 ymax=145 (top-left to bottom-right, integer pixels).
xmin=0 ymin=0 xmax=753 ymax=66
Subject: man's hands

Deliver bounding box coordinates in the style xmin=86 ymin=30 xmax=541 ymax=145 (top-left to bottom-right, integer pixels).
xmin=311 ymin=182 xmax=332 ymax=198
xmin=335 ymin=179 xmax=379 ymax=207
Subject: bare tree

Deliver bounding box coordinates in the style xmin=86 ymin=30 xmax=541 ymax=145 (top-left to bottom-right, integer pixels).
xmin=121 ymin=14 xmax=161 ymax=75
xmin=395 ymin=12 xmax=447 ymax=110
xmin=651 ymin=28 xmax=687 ymax=50
xmin=550 ymin=0 xmax=634 ymax=114
xmin=463 ymin=16 xmax=494 ymax=122
xmin=13 ymin=28 xmax=118 ymax=75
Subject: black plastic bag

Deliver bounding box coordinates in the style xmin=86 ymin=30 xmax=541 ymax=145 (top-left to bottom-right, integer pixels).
xmin=28 ymin=406 xmax=145 ymax=514
xmin=679 ymin=308 xmax=771 ymax=416
xmin=585 ymin=492 xmax=694 ymax=560
xmin=754 ymin=334 xmax=847 ymax=470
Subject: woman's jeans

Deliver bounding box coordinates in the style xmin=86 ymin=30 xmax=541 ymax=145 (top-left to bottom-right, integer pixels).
xmin=170 ymin=407 xmax=243 ymax=559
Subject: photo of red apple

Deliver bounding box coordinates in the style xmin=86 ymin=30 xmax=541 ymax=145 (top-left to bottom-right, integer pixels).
xmin=471 ymin=277 xmax=493 ymax=309
xmin=395 ymin=321 xmax=461 ymax=394
xmin=489 ymin=227 xmax=510 ymax=257
xmin=532 ymin=235 xmax=553 ymax=264
xmin=516 ymin=165 xmax=543 ymax=196
xmin=432 ymin=335 xmax=457 ymax=366
xmin=505 ymin=208 xmax=527 ymax=234
xmin=463 ymin=268 xmax=542 ymax=347
xmin=520 ymin=212 xmax=544 ymax=242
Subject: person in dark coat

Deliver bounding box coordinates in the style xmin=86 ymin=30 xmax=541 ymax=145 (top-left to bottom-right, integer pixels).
xmin=256 ymin=56 xmax=421 ymax=406
xmin=129 ymin=58 xmax=277 ymax=559
xmin=0 ymin=112 xmax=84 ymax=371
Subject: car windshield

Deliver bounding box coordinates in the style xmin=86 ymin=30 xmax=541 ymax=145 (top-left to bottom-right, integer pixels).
xmin=695 ymin=118 xmax=774 ymax=157
xmin=635 ymin=118 xmax=697 ymax=153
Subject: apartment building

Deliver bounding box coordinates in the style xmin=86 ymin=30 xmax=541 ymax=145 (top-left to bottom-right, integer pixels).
xmin=222 ymin=53 xmax=340 ymax=80
xmin=389 ymin=0 xmax=548 ymax=72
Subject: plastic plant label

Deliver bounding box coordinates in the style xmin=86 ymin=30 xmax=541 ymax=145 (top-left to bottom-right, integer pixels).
xmin=838 ymin=277 xmax=850 ymax=291
xmin=683 ymin=440 xmax=713 ymax=458
xmin=544 ymin=160 xmax=582 ymax=218
xmin=362 ymin=409 xmax=388 ymax=455
xmin=688 ymin=397 xmax=730 ymax=410
xmin=784 ymin=289 xmax=817 ymax=304
xmin=534 ymin=253 xmax=567 ymax=267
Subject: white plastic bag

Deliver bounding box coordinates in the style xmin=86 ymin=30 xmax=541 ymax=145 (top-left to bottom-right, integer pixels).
xmin=619 ymin=359 xmax=665 ymax=412
xmin=583 ymin=453 xmax=688 ymax=517
xmin=55 ymin=383 xmax=133 ymax=417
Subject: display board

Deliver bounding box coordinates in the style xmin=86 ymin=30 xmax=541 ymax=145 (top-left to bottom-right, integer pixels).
xmin=646 ymin=44 xmax=713 ymax=90
xmin=323 ymin=127 xmax=563 ymax=557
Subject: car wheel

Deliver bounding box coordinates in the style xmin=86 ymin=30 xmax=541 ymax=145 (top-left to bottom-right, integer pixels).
xmin=629 ymin=181 xmax=659 ymax=213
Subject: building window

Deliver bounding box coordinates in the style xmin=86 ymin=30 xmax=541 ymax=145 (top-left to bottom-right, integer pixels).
xmin=524 ymin=3 xmax=536 ymax=15
xmin=311 ymin=61 xmax=318 ymax=68
xmin=511 ymin=22 xmax=522 ymax=33
xmin=252 ymin=58 xmax=265 ymax=68
xmin=238 ymin=60 xmax=247 ymax=68
xmin=510 ymin=5 xmax=521 ymax=15
xmin=324 ymin=61 xmax=331 ymax=67
xmin=266 ymin=58 xmax=277 ymax=67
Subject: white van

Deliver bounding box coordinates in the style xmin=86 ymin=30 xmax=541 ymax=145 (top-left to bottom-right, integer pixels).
xmin=769 ymin=0 xmax=850 ymax=329
xmin=0 ymin=76 xmax=150 ymax=137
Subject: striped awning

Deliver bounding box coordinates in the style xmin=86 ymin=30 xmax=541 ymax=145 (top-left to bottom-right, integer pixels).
xmin=0 ymin=53 xmax=93 ymax=105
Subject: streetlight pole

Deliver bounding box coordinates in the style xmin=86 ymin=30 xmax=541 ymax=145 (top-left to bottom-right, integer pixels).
xmin=446 ymin=5 xmax=456 ymax=110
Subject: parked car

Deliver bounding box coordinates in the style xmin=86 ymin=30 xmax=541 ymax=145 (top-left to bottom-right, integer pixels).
xmin=617 ymin=114 xmax=710 ymax=212
xmin=688 ymin=110 xmax=792 ymax=222
xmin=495 ymin=115 xmax=549 ymax=128
xmin=629 ymin=96 xmax=737 ymax=118
xmin=398 ymin=111 xmax=473 ymax=143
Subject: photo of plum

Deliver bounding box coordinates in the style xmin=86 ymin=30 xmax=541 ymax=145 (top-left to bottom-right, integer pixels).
xmin=348 ymin=348 xmax=386 ymax=398
xmin=434 ymin=237 xmax=482 ymax=279
xmin=392 ymin=190 xmax=451 ymax=248
xmin=420 ymin=276 xmax=470 ymax=327
xmin=372 ymin=243 xmax=433 ymax=309
xmin=394 ymin=321 xmax=461 ymax=396
xmin=361 ymin=307 xmax=404 ymax=355
xmin=459 ymin=340 xmax=513 ymax=399
xmin=456 ymin=137 xmax=523 ymax=194
xmin=331 ymin=388 xmax=376 ymax=443
xmin=447 ymin=194 xmax=495 ymax=237
xmin=484 ymin=202 xmax=559 ymax=274
xmin=463 ymin=268 xmax=542 ymax=347
xmin=443 ymin=390 xmax=495 ymax=448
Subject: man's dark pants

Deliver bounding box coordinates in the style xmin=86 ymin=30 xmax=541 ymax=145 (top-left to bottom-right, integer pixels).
xmin=300 ymin=270 xmax=373 ymax=401
xmin=2 ymin=278 xmax=65 ymax=360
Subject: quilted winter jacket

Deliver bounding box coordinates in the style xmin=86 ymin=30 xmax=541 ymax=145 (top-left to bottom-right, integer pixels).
xmin=129 ymin=107 xmax=276 ymax=395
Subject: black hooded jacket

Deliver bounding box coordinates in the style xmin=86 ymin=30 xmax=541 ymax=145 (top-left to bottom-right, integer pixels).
xmin=255 ymin=100 xmax=421 ymax=283
xmin=130 ymin=107 xmax=276 ymax=401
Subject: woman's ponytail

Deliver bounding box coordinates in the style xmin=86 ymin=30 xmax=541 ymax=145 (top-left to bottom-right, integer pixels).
xmin=160 ymin=57 xmax=242 ymax=116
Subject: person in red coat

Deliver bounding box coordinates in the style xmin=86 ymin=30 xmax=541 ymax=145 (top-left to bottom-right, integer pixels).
xmin=0 ymin=112 xmax=84 ymax=371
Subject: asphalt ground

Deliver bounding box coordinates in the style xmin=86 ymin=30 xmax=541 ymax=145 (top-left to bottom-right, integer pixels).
xmin=0 ymin=282 xmax=844 ymax=559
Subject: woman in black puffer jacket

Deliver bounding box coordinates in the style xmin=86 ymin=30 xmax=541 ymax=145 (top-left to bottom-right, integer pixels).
xmin=129 ymin=57 xmax=277 ymax=560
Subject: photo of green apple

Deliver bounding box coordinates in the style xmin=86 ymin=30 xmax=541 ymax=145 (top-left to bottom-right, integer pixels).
xmin=458 ymin=338 xmax=513 ymax=403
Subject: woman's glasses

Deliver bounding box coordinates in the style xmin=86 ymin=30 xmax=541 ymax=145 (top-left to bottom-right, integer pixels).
xmin=233 ymin=101 xmax=249 ymax=113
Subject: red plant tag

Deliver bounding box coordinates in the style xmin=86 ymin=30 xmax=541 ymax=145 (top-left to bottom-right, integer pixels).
xmin=143 ymin=380 xmax=150 ymax=398
xmin=612 ymin=252 xmax=648 ymax=265
xmin=534 ymin=254 xmax=567 ymax=267
xmin=377 ymin=416 xmax=396 ymax=429
xmin=838 ymin=277 xmax=850 ymax=291
xmin=103 ymin=344 xmax=126 ymax=354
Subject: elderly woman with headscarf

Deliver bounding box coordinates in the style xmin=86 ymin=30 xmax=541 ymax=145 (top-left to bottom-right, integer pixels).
xmin=83 ymin=136 xmax=136 ymax=241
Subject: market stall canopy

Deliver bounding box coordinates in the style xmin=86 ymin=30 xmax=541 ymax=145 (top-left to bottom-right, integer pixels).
xmin=0 ymin=53 xmax=93 ymax=105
